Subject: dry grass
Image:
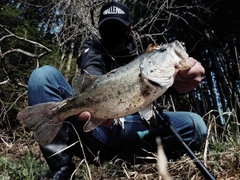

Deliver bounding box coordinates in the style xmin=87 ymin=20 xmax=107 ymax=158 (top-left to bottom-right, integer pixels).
xmin=0 ymin=110 xmax=239 ymax=179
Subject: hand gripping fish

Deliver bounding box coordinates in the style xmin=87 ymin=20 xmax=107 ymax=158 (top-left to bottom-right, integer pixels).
xmin=17 ymin=40 xmax=193 ymax=146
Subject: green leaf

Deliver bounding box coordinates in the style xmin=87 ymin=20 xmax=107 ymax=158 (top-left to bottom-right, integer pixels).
xmin=22 ymin=168 xmax=28 ymax=177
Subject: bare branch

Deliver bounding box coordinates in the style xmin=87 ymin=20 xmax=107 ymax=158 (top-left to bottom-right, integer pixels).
xmin=0 ymin=78 xmax=10 ymax=85
xmin=0 ymin=24 xmax=52 ymax=52
xmin=0 ymin=48 xmax=49 ymax=59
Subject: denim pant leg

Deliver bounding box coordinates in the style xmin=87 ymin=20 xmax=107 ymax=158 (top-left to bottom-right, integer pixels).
xmin=27 ymin=65 xmax=77 ymax=174
xmin=91 ymin=111 xmax=207 ymax=161
xmin=28 ymin=65 xmax=74 ymax=105
xmin=161 ymin=112 xmax=208 ymax=151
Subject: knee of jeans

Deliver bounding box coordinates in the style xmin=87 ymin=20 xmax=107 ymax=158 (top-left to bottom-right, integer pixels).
xmin=190 ymin=112 xmax=208 ymax=149
xmin=29 ymin=65 xmax=60 ymax=85
xmin=30 ymin=65 xmax=59 ymax=80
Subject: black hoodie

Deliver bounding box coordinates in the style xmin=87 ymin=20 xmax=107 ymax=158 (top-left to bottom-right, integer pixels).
xmin=77 ymin=35 xmax=139 ymax=76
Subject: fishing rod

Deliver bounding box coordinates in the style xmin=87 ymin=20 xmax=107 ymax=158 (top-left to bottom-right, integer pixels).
xmin=138 ymin=105 xmax=216 ymax=180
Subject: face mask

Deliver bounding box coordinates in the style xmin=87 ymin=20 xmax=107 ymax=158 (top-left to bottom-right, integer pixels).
xmin=100 ymin=20 xmax=130 ymax=54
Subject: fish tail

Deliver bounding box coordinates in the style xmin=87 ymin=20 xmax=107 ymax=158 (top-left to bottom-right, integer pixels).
xmin=17 ymin=102 xmax=63 ymax=146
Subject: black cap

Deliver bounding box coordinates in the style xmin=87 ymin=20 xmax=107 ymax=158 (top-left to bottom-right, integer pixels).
xmin=98 ymin=2 xmax=131 ymax=27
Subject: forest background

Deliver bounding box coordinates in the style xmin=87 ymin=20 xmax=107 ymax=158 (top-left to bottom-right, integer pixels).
xmin=0 ymin=0 xmax=239 ymax=179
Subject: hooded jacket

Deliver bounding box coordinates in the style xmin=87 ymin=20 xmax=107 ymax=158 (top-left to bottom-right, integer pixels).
xmin=77 ymin=35 xmax=139 ymax=76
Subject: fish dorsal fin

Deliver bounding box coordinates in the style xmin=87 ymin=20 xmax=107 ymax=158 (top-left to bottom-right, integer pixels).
xmin=72 ymin=69 xmax=99 ymax=94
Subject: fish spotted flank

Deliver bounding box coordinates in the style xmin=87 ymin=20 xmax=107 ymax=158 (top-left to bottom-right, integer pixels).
xmin=17 ymin=40 xmax=192 ymax=146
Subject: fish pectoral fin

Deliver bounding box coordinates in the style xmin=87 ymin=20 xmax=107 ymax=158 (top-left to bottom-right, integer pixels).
xmin=83 ymin=116 xmax=104 ymax=132
xmin=138 ymin=103 xmax=154 ymax=121
xmin=72 ymin=70 xmax=99 ymax=94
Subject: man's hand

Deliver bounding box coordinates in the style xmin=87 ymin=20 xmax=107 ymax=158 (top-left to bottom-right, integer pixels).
xmin=173 ymin=57 xmax=205 ymax=94
xmin=77 ymin=111 xmax=113 ymax=128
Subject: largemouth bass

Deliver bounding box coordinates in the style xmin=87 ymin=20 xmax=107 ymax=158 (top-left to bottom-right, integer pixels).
xmin=17 ymin=40 xmax=192 ymax=146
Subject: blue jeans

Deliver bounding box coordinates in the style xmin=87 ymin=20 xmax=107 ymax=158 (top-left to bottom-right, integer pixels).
xmin=28 ymin=65 xmax=207 ymax=162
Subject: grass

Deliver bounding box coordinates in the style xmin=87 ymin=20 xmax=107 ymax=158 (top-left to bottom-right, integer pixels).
xmin=0 ymin=109 xmax=239 ymax=180
xmin=0 ymin=151 xmax=49 ymax=179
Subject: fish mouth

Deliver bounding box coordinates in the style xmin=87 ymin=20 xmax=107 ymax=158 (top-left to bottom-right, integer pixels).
xmin=147 ymin=76 xmax=173 ymax=89
xmin=148 ymin=79 xmax=160 ymax=87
